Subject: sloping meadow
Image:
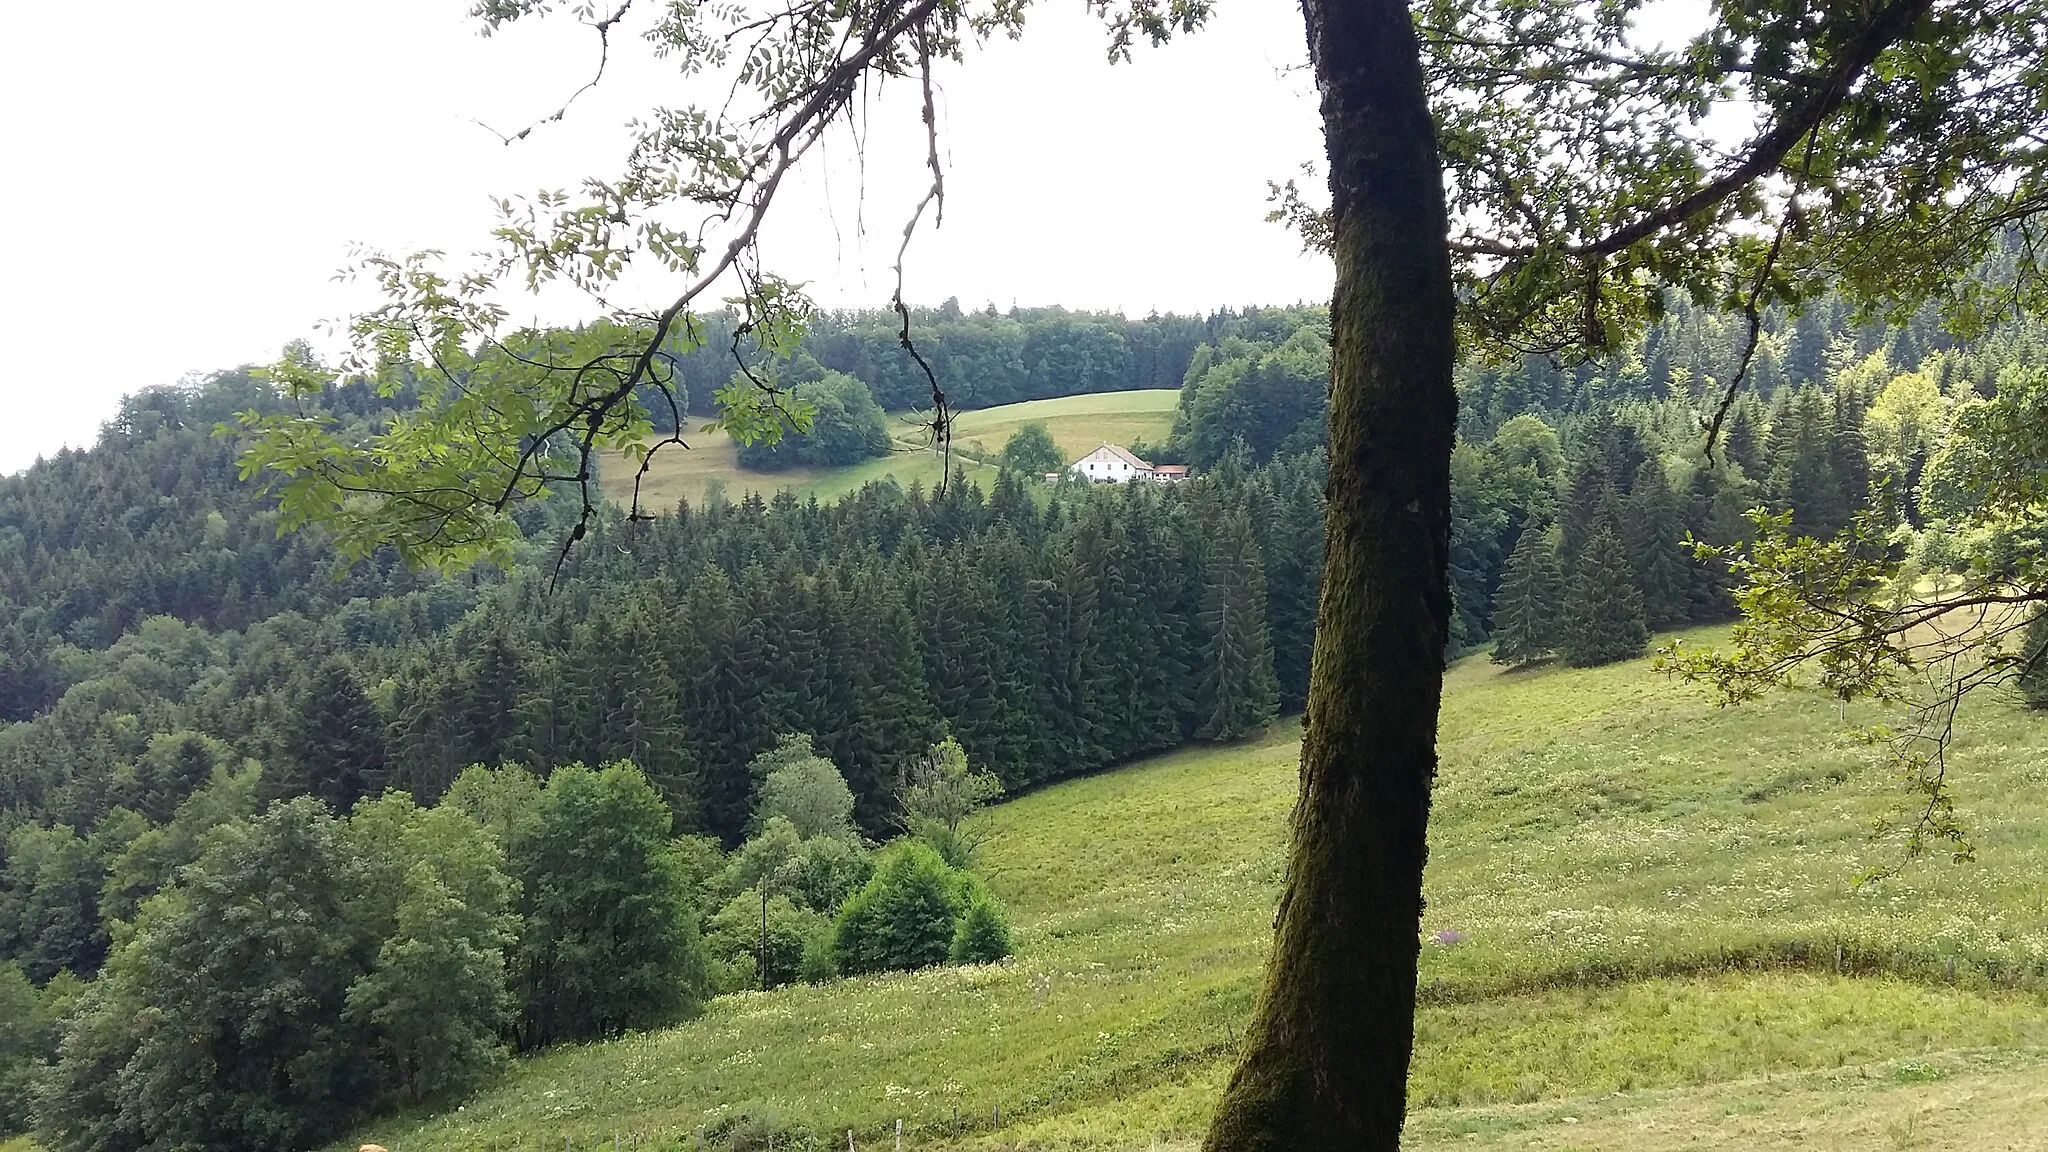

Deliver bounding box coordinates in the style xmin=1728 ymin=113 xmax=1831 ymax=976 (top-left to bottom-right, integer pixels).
xmin=347 ymin=634 xmax=2048 ymax=1149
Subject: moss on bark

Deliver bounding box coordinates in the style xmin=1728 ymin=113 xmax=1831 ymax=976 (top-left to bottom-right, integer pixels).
xmin=1202 ymin=0 xmax=1456 ymax=1146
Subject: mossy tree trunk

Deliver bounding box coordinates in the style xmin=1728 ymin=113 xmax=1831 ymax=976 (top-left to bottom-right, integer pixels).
xmin=1201 ymin=0 xmax=1456 ymax=1146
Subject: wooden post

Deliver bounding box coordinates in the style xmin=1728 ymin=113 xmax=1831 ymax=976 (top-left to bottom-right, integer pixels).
xmin=846 ymin=1130 xmax=854 ymax=1152
xmin=894 ymin=1119 xmax=901 ymax=1152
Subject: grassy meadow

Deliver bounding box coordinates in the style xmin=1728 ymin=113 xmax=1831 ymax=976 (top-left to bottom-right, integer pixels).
xmin=328 ymin=628 xmax=2048 ymax=1150
xmin=598 ymin=390 xmax=1181 ymax=510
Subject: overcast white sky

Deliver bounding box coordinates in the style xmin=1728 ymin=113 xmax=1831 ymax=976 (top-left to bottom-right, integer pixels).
xmin=0 ymin=0 xmax=1330 ymax=475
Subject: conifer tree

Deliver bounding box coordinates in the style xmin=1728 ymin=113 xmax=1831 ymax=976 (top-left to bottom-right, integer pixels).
xmin=1682 ymin=467 xmax=1746 ymax=622
xmin=673 ymin=564 xmax=758 ymax=843
xmin=1721 ymin=397 xmax=1762 ymax=475
xmin=460 ymin=627 xmax=525 ymax=771
xmin=1623 ymin=461 xmax=1693 ymax=631
xmin=1489 ymin=524 xmax=1562 ymax=666
xmin=1028 ymin=542 xmax=1106 ymax=781
xmin=290 ymin=657 xmax=388 ymax=813
xmin=1558 ymin=458 xmax=1614 ymax=561
xmin=1829 ymin=384 xmax=1873 ymax=522
xmin=1258 ymin=455 xmax=1324 ymax=711
xmin=1559 ymin=524 xmax=1649 ymax=666
xmin=1195 ymin=509 xmax=1280 ymax=740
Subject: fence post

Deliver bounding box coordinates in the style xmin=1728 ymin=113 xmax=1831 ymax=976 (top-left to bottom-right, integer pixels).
xmin=846 ymin=1130 xmax=854 ymax=1152
xmin=993 ymin=1103 xmax=1000 ymax=1130
xmin=894 ymin=1119 xmax=901 ymax=1152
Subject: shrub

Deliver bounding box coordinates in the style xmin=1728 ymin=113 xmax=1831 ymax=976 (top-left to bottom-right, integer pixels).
xmin=713 ymin=817 xmax=873 ymax=915
xmin=704 ymin=890 xmax=826 ymax=992
xmin=833 ymin=842 xmax=964 ymax=975
xmin=752 ymin=739 xmax=858 ymax=840
xmin=2022 ymin=609 xmax=2048 ymax=710
xmin=898 ymin=738 xmax=1002 ymax=868
xmin=949 ymin=896 xmax=1013 ymax=965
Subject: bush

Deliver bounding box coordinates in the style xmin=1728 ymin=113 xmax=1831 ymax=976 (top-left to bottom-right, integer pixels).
xmin=833 ymin=842 xmax=964 ymax=975
xmin=713 ymin=817 xmax=873 ymax=915
xmin=750 ymin=736 xmax=858 ymax=839
xmin=949 ymin=896 xmax=1012 ymax=965
xmin=703 ymin=890 xmax=828 ymax=992
xmin=2022 ymin=609 xmax=2048 ymax=710
xmin=898 ymin=737 xmax=1002 ymax=868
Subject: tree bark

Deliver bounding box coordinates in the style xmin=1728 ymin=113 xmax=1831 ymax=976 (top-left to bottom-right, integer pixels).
xmin=1201 ymin=0 xmax=1455 ymax=1146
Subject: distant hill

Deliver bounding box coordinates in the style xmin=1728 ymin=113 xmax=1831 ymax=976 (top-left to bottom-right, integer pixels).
xmin=599 ymin=389 xmax=1182 ymax=510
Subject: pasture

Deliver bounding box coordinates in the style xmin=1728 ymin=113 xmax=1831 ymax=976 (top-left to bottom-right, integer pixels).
xmin=598 ymin=390 xmax=1182 ymax=511
xmin=345 ymin=634 xmax=2048 ymax=1150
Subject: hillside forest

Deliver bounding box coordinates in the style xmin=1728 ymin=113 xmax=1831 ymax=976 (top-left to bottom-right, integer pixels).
xmin=3 ymin=285 xmax=2047 ymax=1150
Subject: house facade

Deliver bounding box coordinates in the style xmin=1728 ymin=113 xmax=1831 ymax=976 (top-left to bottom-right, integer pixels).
xmin=1063 ymin=444 xmax=1190 ymax=485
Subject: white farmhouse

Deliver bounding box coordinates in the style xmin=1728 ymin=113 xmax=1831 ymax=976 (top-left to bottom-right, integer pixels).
xmin=1063 ymin=444 xmax=1192 ymax=484
xmin=1068 ymin=442 xmax=1153 ymax=483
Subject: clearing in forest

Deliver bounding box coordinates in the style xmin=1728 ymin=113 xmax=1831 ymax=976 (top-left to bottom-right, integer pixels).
xmin=599 ymin=389 xmax=1183 ymax=511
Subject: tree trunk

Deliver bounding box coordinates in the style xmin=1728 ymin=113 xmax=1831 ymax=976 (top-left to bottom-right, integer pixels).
xmin=1201 ymin=0 xmax=1455 ymax=1146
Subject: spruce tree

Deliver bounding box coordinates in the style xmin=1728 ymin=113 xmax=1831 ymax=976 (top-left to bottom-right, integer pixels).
xmin=1123 ymin=488 xmax=1194 ymax=752
xmin=1259 ymin=455 xmax=1324 ymax=711
xmin=1623 ymin=461 xmax=1693 ymax=631
xmin=1195 ymin=508 xmax=1280 ymax=740
xmin=460 ymin=627 xmax=525 ymax=770
xmin=1682 ymin=467 xmax=1743 ymax=622
xmin=1029 ymin=542 xmax=1106 ymax=780
xmin=1721 ymin=396 xmax=1762 ymax=475
xmin=1559 ymin=524 xmax=1649 ymax=667
xmin=1557 ymin=457 xmax=1614 ymax=561
xmin=290 ymin=658 xmax=388 ymax=813
xmin=1489 ymin=523 xmax=1562 ymax=666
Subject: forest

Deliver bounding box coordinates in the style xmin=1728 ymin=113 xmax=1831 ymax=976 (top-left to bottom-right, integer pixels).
xmin=2 ymin=280 xmax=2047 ymax=1148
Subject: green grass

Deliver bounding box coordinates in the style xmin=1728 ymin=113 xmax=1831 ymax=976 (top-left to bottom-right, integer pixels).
xmin=341 ymin=631 xmax=2048 ymax=1149
xmin=600 ymin=390 xmax=1181 ymax=510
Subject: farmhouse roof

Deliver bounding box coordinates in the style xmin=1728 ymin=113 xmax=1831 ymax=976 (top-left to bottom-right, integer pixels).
xmin=1095 ymin=442 xmax=1152 ymax=470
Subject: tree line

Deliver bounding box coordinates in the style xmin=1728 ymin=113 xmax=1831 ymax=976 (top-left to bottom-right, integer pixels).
xmin=5 ymin=280 xmax=2046 ymax=1144
xmin=641 ymin=302 xmax=1287 ymax=422
xmin=17 ymin=727 xmax=1010 ymax=1151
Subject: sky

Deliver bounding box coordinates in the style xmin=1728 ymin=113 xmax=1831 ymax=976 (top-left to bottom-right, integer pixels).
xmin=0 ymin=0 xmax=1330 ymax=475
